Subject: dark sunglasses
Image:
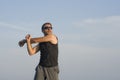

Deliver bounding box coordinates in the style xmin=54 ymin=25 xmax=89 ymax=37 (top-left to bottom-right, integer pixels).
xmin=43 ymin=26 xmax=52 ymax=30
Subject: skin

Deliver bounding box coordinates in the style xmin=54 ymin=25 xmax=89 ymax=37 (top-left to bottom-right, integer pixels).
xmin=19 ymin=24 xmax=58 ymax=56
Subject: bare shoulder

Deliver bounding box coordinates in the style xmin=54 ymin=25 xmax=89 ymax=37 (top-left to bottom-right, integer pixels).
xmin=50 ymin=34 xmax=58 ymax=44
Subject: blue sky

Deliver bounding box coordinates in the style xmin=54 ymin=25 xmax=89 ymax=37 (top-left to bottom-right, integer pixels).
xmin=0 ymin=0 xmax=120 ymax=80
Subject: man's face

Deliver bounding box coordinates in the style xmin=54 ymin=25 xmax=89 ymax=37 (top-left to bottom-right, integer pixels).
xmin=42 ymin=24 xmax=53 ymax=35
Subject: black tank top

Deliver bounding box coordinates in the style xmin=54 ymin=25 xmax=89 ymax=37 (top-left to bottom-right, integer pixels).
xmin=39 ymin=42 xmax=58 ymax=67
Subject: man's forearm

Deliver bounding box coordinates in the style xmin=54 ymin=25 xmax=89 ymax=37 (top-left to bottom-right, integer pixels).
xmin=19 ymin=36 xmax=45 ymax=47
xmin=26 ymin=40 xmax=34 ymax=55
xmin=21 ymin=38 xmax=36 ymax=44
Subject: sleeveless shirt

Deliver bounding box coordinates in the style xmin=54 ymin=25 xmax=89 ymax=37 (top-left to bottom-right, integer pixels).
xmin=39 ymin=41 xmax=58 ymax=67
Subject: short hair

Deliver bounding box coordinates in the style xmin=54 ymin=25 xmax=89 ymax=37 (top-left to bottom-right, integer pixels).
xmin=41 ymin=22 xmax=52 ymax=31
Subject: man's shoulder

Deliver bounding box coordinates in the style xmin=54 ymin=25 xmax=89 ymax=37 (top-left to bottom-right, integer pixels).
xmin=51 ymin=34 xmax=58 ymax=44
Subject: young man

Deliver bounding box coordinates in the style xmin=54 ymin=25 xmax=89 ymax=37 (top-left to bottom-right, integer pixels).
xmin=18 ymin=22 xmax=59 ymax=80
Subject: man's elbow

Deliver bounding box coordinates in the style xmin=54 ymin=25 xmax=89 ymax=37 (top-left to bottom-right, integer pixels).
xmin=28 ymin=52 xmax=35 ymax=56
xmin=29 ymin=54 xmax=33 ymax=56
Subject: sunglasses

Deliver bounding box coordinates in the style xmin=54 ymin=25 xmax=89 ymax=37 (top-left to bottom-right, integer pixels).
xmin=43 ymin=26 xmax=52 ymax=30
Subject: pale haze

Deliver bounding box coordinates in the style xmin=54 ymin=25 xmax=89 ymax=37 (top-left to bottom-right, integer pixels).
xmin=0 ymin=0 xmax=120 ymax=80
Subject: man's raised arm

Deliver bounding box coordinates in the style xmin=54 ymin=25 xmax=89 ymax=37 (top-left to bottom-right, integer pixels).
xmin=18 ymin=34 xmax=53 ymax=47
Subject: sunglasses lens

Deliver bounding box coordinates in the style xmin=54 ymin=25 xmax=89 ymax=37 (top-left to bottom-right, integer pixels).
xmin=44 ymin=27 xmax=52 ymax=30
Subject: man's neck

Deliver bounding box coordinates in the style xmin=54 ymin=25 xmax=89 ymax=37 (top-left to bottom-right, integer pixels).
xmin=44 ymin=33 xmax=53 ymax=36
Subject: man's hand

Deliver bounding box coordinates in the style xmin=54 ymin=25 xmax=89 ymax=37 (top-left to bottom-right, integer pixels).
xmin=25 ymin=34 xmax=31 ymax=42
xmin=18 ymin=34 xmax=31 ymax=47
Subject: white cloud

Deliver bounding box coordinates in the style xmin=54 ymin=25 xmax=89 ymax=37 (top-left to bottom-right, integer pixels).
xmin=73 ymin=16 xmax=120 ymax=27
xmin=62 ymin=16 xmax=120 ymax=48
xmin=73 ymin=16 xmax=120 ymax=36
xmin=0 ymin=22 xmax=32 ymax=32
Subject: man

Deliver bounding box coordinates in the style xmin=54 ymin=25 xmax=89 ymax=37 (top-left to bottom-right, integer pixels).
xmin=18 ymin=22 xmax=59 ymax=80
